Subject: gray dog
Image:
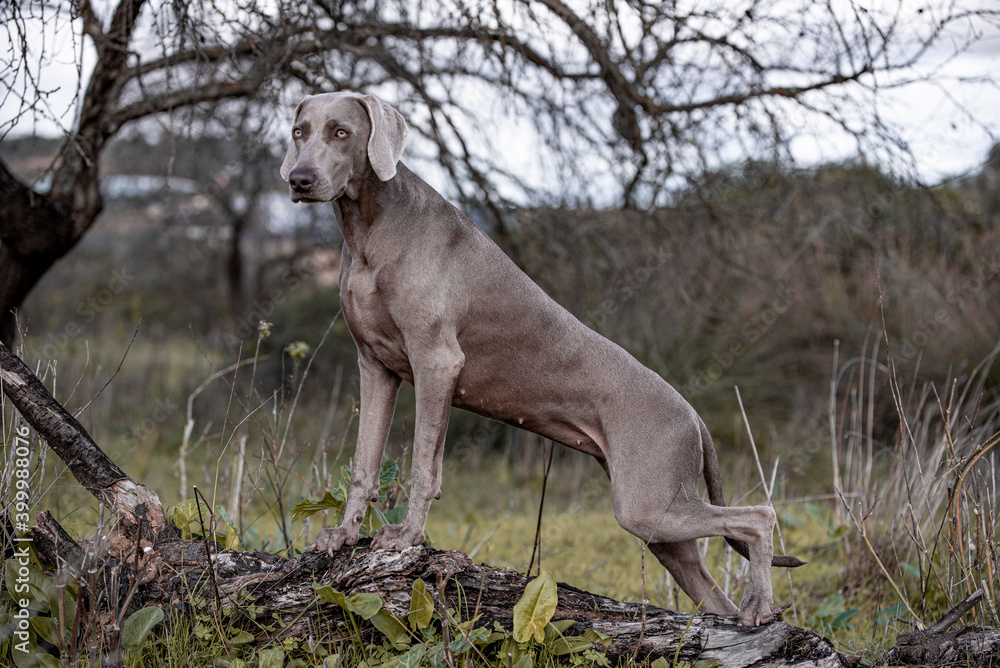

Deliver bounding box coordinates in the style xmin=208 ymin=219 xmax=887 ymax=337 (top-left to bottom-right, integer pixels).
xmin=281 ymin=91 xmax=803 ymax=626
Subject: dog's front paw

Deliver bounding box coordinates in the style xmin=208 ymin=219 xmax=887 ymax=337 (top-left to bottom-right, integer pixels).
xmin=371 ymin=523 xmax=423 ymax=551
xmin=310 ymin=526 xmax=359 ymax=555
xmin=737 ymin=591 xmax=775 ymax=627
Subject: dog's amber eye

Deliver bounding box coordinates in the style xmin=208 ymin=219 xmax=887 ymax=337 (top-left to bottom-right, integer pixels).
xmin=292 ymin=128 xmax=302 ymax=138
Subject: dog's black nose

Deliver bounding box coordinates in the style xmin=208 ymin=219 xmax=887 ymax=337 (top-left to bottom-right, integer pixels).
xmin=289 ymin=167 xmax=315 ymax=191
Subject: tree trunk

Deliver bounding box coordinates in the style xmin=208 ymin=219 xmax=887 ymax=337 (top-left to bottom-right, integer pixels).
xmin=0 ymin=159 xmax=77 ymax=343
xmin=227 ymin=214 xmax=248 ymax=318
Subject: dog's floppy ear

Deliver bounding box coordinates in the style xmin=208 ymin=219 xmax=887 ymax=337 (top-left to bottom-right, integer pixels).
xmin=280 ymin=98 xmax=309 ymax=182
xmin=360 ymin=94 xmax=408 ymax=181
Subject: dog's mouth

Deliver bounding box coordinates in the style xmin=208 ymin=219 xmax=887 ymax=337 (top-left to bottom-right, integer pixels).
xmin=290 ymin=184 xmax=345 ymax=203
xmin=290 ymin=186 xmax=328 ymax=204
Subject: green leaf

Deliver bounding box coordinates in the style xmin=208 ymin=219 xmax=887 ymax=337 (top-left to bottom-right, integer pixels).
xmin=332 ymin=466 xmax=352 ymax=502
xmin=29 ymin=616 xmax=59 ymax=646
xmin=396 ymin=645 xmax=425 ymax=668
xmin=513 ymin=571 xmax=558 ymax=644
xmin=692 ymin=661 xmax=723 ymax=668
xmin=13 ymin=652 xmax=60 ymax=668
xmin=5 ymin=558 xmax=50 ymax=612
xmin=901 ymin=562 xmax=921 ymax=579
xmin=832 ymin=608 xmax=861 ymax=630
xmin=314 ymin=584 xmax=348 ymax=609
xmin=167 ymin=499 xmax=212 ymax=539
xmin=876 ymin=603 xmax=909 ymax=626
xmin=229 ymin=660 xmax=248 ymax=668
xmin=121 ymin=606 xmax=165 ymax=650
xmin=361 ymin=505 xmax=389 ymax=538
xmin=650 ymin=658 xmax=671 ymax=668
xmin=323 ymin=655 xmax=341 ymax=668
xmin=291 ymin=492 xmax=344 ymax=523
xmin=457 ymin=614 xmax=483 ymax=634
xmin=378 ymin=460 xmax=400 ymax=501
xmin=548 ymin=636 xmax=594 ymax=655
xmin=223 ymin=520 xmax=241 ymax=551
xmin=346 ymin=592 xmax=384 ymax=620
xmin=583 ymin=629 xmax=612 ymax=648
xmin=229 ymin=629 xmax=256 ymax=645
xmin=812 ymin=595 xmax=846 ymax=620
xmin=257 ymin=649 xmax=285 ymax=668
xmin=408 ymin=578 xmax=435 ymax=630
xmin=372 ymin=609 xmax=411 ymax=649
xmin=381 ymin=645 xmax=425 ymax=668
xmin=548 ymin=619 xmax=576 ymax=635
xmin=450 ymin=626 xmax=491 ymax=653
xmin=500 ymin=637 xmax=525 ymax=667
xmin=384 ymin=506 xmax=407 ymax=524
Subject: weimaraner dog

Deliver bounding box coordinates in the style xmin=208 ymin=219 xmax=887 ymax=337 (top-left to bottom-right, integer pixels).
xmin=281 ymin=91 xmax=803 ymax=626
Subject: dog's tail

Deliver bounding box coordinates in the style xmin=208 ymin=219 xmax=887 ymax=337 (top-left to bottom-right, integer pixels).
xmin=700 ymin=419 xmax=806 ymax=568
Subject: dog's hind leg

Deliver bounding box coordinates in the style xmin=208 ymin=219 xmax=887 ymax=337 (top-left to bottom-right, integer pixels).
xmin=647 ymin=540 xmax=739 ymax=616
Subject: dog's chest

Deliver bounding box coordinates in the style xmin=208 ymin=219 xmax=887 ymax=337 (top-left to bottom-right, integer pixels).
xmin=340 ymin=263 xmax=412 ymax=378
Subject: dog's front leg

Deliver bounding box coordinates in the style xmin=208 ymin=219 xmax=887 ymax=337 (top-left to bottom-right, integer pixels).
xmin=372 ymin=343 xmax=465 ymax=550
xmin=311 ymin=351 xmax=401 ymax=554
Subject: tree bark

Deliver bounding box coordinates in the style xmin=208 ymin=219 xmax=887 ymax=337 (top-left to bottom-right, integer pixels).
xmin=0 ymin=159 xmax=75 ymax=343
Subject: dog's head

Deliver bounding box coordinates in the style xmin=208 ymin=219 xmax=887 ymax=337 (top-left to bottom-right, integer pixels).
xmin=280 ymin=91 xmax=408 ymax=202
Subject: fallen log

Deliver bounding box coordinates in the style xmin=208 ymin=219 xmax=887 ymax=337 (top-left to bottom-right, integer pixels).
xmin=883 ymin=590 xmax=1000 ymax=667
xmin=28 ymin=510 xmax=849 ymax=667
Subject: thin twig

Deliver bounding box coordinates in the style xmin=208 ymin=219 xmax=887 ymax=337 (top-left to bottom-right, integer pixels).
xmin=526 ymin=440 xmax=555 ymax=578
xmin=72 ymin=320 xmax=141 ymax=418
xmin=837 ymin=487 xmax=923 ymax=629
xmin=735 ymin=385 xmax=798 ymax=623
xmin=192 ymin=486 xmax=226 ymax=629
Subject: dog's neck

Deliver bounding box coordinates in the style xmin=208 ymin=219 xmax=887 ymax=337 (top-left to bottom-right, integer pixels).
xmin=334 ymin=163 xmax=421 ymax=264
xmin=334 ymin=169 xmax=389 ymax=258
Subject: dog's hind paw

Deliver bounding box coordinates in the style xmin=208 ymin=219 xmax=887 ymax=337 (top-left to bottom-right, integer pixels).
xmin=737 ymin=592 xmax=775 ymax=627
xmin=371 ymin=523 xmax=424 ymax=551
